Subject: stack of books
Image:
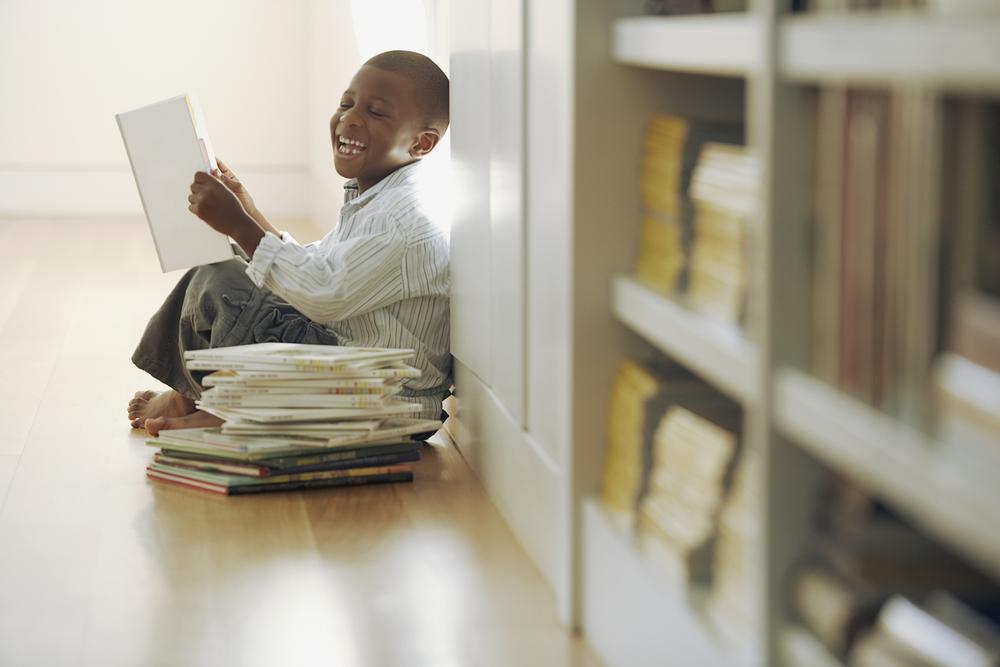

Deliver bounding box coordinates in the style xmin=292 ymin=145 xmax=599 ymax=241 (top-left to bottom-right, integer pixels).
xmin=601 ymin=361 xmax=671 ymax=530
xmin=706 ymin=450 xmax=761 ymax=650
xmin=600 ymin=360 xmax=725 ymax=531
xmin=850 ymin=593 xmax=1000 ymax=667
xmin=636 ymin=403 xmax=741 ymax=583
xmin=145 ymin=343 xmax=442 ymax=495
xmin=788 ymin=481 xmax=1000 ymax=663
xmin=935 ymin=293 xmax=1000 ymax=484
xmin=634 ymin=115 xmax=744 ymax=299
xmin=635 ymin=114 xmax=690 ymax=296
xmin=687 ymin=141 xmax=759 ymax=325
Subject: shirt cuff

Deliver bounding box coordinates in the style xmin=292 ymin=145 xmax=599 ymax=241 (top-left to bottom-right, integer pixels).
xmin=279 ymin=230 xmax=300 ymax=244
xmin=245 ymin=231 xmax=284 ymax=288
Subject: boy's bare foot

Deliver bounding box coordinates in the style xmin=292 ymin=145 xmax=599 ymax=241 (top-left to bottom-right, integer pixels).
xmin=127 ymin=390 xmax=196 ymax=429
xmin=145 ymin=410 xmax=224 ymax=437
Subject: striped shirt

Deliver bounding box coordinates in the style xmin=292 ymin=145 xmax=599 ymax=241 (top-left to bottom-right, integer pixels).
xmin=245 ymin=161 xmax=451 ymax=418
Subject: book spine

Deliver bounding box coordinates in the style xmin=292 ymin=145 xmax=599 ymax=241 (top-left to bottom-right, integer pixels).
xmin=146 ymin=469 xmax=228 ymax=494
xmin=269 ymin=450 xmax=421 ymax=475
xmin=226 ymin=471 xmax=414 ymax=495
xmin=260 ymin=443 xmax=419 ymax=469
xmin=153 ymin=453 xmax=268 ymax=477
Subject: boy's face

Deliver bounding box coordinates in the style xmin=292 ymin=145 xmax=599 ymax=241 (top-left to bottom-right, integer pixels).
xmin=330 ymin=65 xmax=438 ymax=192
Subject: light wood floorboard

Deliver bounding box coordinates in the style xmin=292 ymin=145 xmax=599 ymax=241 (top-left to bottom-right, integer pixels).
xmin=0 ymin=217 xmax=600 ymax=667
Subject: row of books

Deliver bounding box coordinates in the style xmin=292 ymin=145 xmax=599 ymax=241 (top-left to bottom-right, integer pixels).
xmin=600 ymin=360 xmax=754 ymax=644
xmin=633 ymin=113 xmax=756 ymax=326
xmin=810 ymin=87 xmax=951 ymax=428
xmin=789 ymin=479 xmax=1000 ymax=666
xmin=145 ymin=343 xmax=441 ymax=495
xmin=803 ymin=0 xmax=996 ymax=12
xmin=811 ymin=89 xmax=1000 ymax=448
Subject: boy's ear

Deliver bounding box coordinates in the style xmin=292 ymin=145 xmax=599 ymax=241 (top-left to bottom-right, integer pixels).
xmin=409 ymin=129 xmax=441 ymax=158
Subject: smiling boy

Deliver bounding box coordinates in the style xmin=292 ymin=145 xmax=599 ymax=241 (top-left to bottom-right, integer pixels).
xmin=128 ymin=50 xmax=451 ymax=433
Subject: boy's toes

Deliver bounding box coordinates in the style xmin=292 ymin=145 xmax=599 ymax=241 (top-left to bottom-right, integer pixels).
xmin=130 ymin=417 xmax=145 ymax=429
xmin=145 ymin=416 xmax=168 ymax=436
xmin=134 ymin=390 xmax=156 ymax=400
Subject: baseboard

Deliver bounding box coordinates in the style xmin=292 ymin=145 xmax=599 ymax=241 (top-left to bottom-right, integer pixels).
xmin=451 ymin=361 xmax=564 ymax=602
xmin=0 ymin=166 xmax=311 ymax=218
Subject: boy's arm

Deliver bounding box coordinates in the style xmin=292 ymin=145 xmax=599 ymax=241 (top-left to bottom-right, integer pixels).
xmin=245 ymin=223 xmax=415 ymax=324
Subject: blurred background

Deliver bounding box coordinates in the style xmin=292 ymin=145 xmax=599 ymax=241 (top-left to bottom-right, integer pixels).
xmin=0 ymin=0 xmax=447 ymax=230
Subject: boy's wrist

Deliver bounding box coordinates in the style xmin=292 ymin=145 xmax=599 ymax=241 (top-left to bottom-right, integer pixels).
xmin=233 ymin=214 xmax=265 ymax=258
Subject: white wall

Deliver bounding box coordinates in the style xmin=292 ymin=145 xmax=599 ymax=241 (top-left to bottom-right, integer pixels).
xmin=448 ymin=0 xmax=580 ymax=625
xmin=0 ymin=0 xmax=333 ymax=221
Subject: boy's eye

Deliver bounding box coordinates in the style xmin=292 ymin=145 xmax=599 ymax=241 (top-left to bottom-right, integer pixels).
xmin=339 ymin=102 xmax=352 ymax=109
xmin=369 ymin=108 xmax=387 ymax=118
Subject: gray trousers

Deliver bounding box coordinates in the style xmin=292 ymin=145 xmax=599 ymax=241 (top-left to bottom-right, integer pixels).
xmin=131 ymin=259 xmax=339 ymax=399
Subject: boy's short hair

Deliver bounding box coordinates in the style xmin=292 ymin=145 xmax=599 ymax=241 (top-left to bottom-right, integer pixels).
xmin=364 ymin=50 xmax=449 ymax=133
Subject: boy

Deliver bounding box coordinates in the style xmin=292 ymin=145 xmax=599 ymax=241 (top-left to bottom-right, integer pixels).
xmin=127 ymin=50 xmax=451 ymax=434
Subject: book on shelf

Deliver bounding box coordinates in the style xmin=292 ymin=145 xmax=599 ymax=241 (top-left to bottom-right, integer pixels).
xmin=706 ymin=449 xmax=761 ymax=650
xmin=789 ymin=478 xmax=1000 ymax=663
xmin=810 ymin=87 xmax=950 ymax=428
xmin=633 ymin=114 xmax=743 ymax=300
xmin=600 ymin=360 xmax=728 ymax=532
xmin=687 ymin=141 xmax=758 ymax=325
xmin=636 ymin=400 xmax=741 ymax=584
xmin=849 ymin=594 xmax=1000 ymax=667
xmin=600 ymin=361 xmax=674 ymax=529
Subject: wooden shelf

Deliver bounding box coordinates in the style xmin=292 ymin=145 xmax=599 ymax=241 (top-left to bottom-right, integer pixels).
xmin=781 ymin=14 xmax=1000 ymax=91
xmin=780 ymin=626 xmax=845 ymax=667
xmin=774 ymin=368 xmax=1000 ymax=580
xmin=612 ymin=276 xmax=757 ymax=403
xmin=581 ymin=498 xmax=751 ymax=667
xmin=613 ymin=14 xmax=759 ymax=77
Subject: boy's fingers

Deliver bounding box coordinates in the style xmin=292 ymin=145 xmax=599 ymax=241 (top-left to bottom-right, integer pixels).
xmin=194 ymin=171 xmax=209 ymax=183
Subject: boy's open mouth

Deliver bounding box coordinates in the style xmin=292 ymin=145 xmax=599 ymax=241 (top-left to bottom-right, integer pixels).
xmin=337 ymin=136 xmax=368 ymax=156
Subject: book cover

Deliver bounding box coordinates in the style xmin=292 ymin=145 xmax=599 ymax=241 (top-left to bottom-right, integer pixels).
xmin=116 ymin=94 xmax=234 ymax=273
xmin=159 ymin=440 xmax=421 ymax=468
xmin=154 ymin=448 xmax=421 ymax=478
xmin=147 ymin=461 xmax=413 ymax=489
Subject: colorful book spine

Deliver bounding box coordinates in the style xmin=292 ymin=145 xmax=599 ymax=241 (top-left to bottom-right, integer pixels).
xmin=147 ymin=469 xmax=414 ymax=495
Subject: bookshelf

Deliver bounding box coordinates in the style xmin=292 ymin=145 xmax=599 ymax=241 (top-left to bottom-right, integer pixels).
xmin=581 ymin=498 xmax=753 ymax=667
xmin=774 ymin=367 xmax=1000 ymax=582
xmin=570 ymin=2 xmax=1000 ymax=667
xmin=780 ymin=626 xmax=846 ymax=667
xmin=781 ymin=14 xmax=1000 ymax=89
xmin=612 ymin=276 xmax=757 ymax=403
xmin=613 ymin=14 xmax=761 ymax=76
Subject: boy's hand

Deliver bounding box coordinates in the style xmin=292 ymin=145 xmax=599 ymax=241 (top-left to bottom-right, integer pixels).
xmin=188 ymin=171 xmax=263 ymax=255
xmin=188 ymin=171 xmax=246 ymax=234
xmin=215 ymin=158 xmax=258 ymax=218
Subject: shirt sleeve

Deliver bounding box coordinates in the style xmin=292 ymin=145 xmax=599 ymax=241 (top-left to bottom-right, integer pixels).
xmin=245 ymin=226 xmax=407 ymax=323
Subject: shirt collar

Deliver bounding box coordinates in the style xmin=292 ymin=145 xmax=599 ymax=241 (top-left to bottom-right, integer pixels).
xmin=342 ymin=161 xmax=422 ymax=210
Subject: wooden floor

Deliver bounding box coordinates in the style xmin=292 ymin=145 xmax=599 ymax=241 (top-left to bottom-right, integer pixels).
xmin=0 ymin=217 xmax=600 ymax=667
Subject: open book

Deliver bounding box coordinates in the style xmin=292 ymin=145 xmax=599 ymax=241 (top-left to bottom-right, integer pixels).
xmin=116 ymin=94 xmax=236 ymax=272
